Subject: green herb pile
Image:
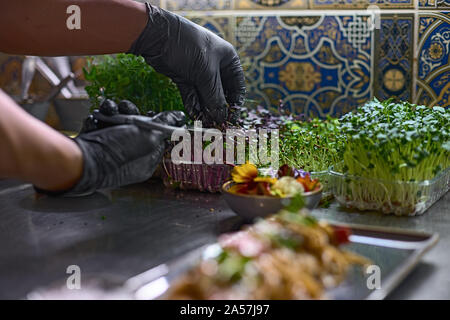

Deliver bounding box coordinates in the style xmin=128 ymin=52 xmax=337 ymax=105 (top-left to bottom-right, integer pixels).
xmin=339 ymin=99 xmax=449 ymax=181
xmin=279 ymin=117 xmax=345 ymax=172
xmin=83 ymin=53 xmax=184 ymax=114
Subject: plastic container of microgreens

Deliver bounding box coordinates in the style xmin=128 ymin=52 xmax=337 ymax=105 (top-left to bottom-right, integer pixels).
xmin=310 ymin=170 xmax=332 ymax=199
xmin=329 ymin=163 xmax=450 ymax=216
xmin=162 ymin=158 xmax=232 ymax=193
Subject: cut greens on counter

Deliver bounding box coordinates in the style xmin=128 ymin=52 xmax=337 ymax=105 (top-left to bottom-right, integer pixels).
xmin=83 ymin=54 xmax=184 ymax=114
xmin=332 ymin=99 xmax=450 ymax=216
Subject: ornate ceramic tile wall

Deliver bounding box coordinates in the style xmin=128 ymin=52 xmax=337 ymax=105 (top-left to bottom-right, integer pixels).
xmin=233 ymin=0 xmax=307 ymax=9
xmin=234 ymin=14 xmax=373 ymax=117
xmin=419 ymin=0 xmax=450 ymax=9
xmin=185 ymin=6 xmax=448 ymax=114
xmin=164 ymin=0 xmax=417 ymax=10
xmin=416 ymin=12 xmax=450 ymax=108
xmin=309 ymin=0 xmax=414 ymax=9
xmin=166 ymin=0 xmax=232 ymax=11
xmin=374 ymin=15 xmax=414 ymax=101
xmin=187 ymin=15 xmax=233 ymax=41
xmin=164 ymin=0 xmax=308 ymax=10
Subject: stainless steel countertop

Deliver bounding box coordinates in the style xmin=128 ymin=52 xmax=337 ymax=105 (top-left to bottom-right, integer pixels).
xmin=0 ymin=179 xmax=448 ymax=299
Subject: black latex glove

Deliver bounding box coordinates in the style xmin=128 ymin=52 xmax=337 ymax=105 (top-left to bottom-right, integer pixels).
xmin=36 ymin=101 xmax=186 ymax=197
xmin=128 ymin=3 xmax=246 ymax=127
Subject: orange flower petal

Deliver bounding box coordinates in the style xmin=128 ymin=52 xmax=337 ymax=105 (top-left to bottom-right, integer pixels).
xmin=296 ymin=176 xmax=320 ymax=192
xmin=254 ymin=177 xmax=278 ymax=185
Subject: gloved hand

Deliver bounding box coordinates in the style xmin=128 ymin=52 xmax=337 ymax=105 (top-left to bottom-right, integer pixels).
xmin=35 ymin=100 xmax=186 ymax=197
xmin=128 ymin=3 xmax=246 ymax=127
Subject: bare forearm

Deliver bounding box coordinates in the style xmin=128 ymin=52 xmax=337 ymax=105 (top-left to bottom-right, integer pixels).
xmin=0 ymin=90 xmax=83 ymax=190
xmin=0 ymin=0 xmax=147 ymax=55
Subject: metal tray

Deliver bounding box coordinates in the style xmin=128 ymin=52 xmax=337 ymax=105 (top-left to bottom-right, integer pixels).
xmin=123 ymin=223 xmax=439 ymax=300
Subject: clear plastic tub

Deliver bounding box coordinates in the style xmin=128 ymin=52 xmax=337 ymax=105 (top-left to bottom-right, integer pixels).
xmin=329 ymin=164 xmax=450 ymax=216
xmin=311 ymin=170 xmax=332 ymax=199
xmin=161 ymin=158 xmax=232 ymax=193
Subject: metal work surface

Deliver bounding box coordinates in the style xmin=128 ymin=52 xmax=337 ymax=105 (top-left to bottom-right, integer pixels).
xmin=0 ymin=179 xmax=448 ymax=299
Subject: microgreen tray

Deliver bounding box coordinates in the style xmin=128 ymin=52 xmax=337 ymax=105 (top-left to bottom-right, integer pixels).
xmin=311 ymin=170 xmax=332 ymax=198
xmin=329 ymin=163 xmax=450 ymax=216
xmin=162 ymin=158 xmax=232 ymax=193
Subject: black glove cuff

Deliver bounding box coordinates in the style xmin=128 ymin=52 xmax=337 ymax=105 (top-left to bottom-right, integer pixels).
xmin=127 ymin=3 xmax=168 ymax=58
xmin=33 ymin=139 xmax=99 ymax=198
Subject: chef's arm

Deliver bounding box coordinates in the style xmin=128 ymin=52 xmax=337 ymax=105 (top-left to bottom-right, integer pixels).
xmin=0 ymin=0 xmax=147 ymax=56
xmin=0 ymin=90 xmax=83 ymax=190
xmin=0 ymin=90 xmax=187 ymax=196
xmin=0 ymin=0 xmax=246 ymax=126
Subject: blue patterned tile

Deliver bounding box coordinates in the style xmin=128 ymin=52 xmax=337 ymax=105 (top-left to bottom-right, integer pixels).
xmin=234 ymin=0 xmax=307 ymax=9
xmin=419 ymin=0 xmax=450 ymax=9
xmin=374 ymin=14 xmax=413 ymax=102
xmin=416 ymin=12 xmax=450 ymax=108
xmin=166 ymin=0 xmax=232 ymax=11
xmin=186 ymin=15 xmax=232 ymax=42
xmin=309 ymin=0 xmax=413 ymax=8
xmin=235 ymin=15 xmax=373 ymax=117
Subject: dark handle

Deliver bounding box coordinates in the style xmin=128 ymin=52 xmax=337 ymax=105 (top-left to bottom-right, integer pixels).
xmin=92 ymin=111 xmax=183 ymax=138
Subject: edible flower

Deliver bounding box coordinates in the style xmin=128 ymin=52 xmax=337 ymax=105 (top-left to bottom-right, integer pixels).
xmin=228 ymin=164 xmax=321 ymax=198
xmin=254 ymin=176 xmax=278 ymax=185
xmin=277 ymin=164 xmax=308 ymax=179
xmin=296 ymin=176 xmax=320 ymax=192
xmin=231 ymin=163 xmax=258 ymax=183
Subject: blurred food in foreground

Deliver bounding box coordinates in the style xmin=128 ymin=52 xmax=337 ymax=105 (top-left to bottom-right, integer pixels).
xmin=167 ymin=208 xmax=369 ymax=300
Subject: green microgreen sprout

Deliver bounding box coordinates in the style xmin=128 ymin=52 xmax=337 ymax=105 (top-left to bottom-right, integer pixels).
xmin=279 ymin=117 xmax=345 ymax=172
xmin=83 ymin=53 xmax=184 ymax=114
xmin=335 ymin=98 xmax=449 ymax=215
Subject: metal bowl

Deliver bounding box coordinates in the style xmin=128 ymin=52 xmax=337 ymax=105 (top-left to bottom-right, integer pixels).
xmin=222 ymin=181 xmax=323 ymax=221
